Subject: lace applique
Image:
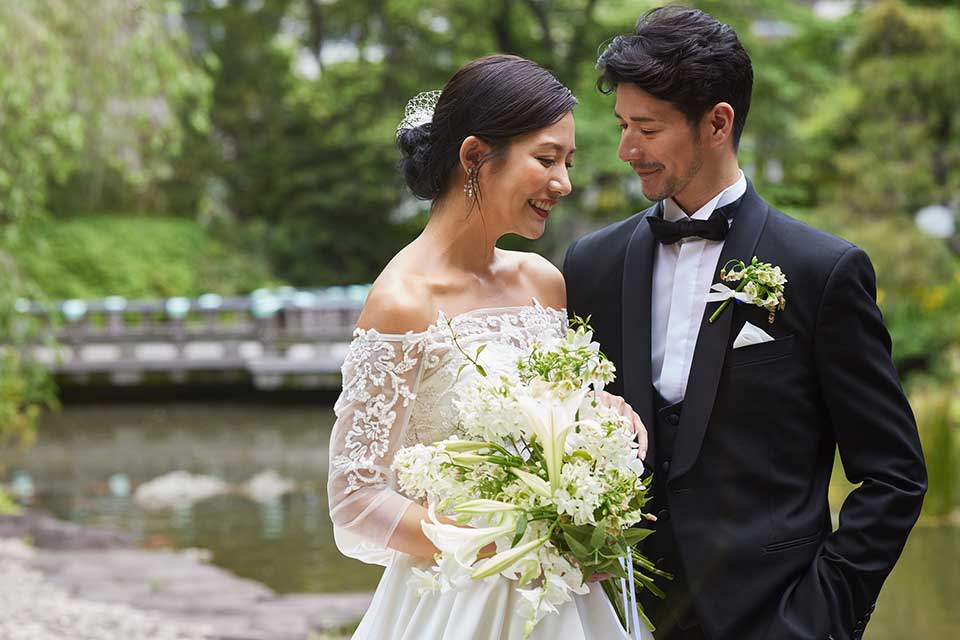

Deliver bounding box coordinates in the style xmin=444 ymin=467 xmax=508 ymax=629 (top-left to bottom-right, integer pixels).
xmin=331 ymin=305 xmax=567 ymax=491
xmin=333 ymin=330 xmax=425 ymax=494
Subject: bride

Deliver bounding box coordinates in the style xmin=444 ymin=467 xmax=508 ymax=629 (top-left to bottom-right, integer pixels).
xmin=327 ymin=54 xmax=650 ymax=640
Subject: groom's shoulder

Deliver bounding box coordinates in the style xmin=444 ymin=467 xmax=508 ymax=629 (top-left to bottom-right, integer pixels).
xmin=763 ymin=203 xmax=856 ymax=262
xmin=568 ymin=206 xmax=654 ymax=260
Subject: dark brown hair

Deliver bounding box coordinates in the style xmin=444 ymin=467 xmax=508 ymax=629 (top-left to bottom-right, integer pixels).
xmin=597 ymin=6 xmax=753 ymax=149
xmin=398 ymin=55 xmax=577 ymax=201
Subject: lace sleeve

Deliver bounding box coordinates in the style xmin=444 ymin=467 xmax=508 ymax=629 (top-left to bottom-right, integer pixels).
xmin=327 ymin=329 xmax=426 ymax=566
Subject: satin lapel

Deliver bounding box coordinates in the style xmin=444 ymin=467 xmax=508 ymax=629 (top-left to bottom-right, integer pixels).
xmin=669 ymin=182 xmax=770 ymax=481
xmin=621 ymin=206 xmax=658 ymax=468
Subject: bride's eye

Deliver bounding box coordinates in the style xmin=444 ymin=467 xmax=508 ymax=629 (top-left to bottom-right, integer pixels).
xmin=538 ymin=158 xmax=556 ymax=167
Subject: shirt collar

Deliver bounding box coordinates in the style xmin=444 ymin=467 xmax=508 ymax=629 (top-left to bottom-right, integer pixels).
xmin=662 ymin=170 xmax=747 ymax=223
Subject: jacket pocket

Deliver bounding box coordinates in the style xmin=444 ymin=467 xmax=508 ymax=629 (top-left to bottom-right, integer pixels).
xmin=725 ymin=334 xmax=795 ymax=368
xmin=762 ymin=531 xmax=821 ymax=554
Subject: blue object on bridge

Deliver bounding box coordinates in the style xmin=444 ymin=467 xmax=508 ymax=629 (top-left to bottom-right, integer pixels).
xmin=276 ymin=286 xmax=297 ymax=302
xmin=293 ymin=291 xmax=318 ymax=309
xmin=197 ymin=293 xmax=223 ymax=310
xmin=62 ymin=299 xmax=88 ymax=322
xmin=104 ymin=296 xmax=127 ymax=312
xmin=251 ymin=294 xmax=282 ymax=318
xmin=347 ymin=284 xmax=371 ymax=302
xmin=165 ymin=297 xmax=191 ymax=319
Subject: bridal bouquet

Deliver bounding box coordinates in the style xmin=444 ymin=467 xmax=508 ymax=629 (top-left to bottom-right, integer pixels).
xmin=392 ymin=317 xmax=669 ymax=638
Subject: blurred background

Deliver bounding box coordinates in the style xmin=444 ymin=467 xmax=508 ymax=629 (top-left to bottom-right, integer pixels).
xmin=0 ymin=1 xmax=957 ymax=638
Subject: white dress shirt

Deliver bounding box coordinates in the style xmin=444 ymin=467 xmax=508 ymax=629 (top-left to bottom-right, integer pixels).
xmin=651 ymin=171 xmax=747 ymax=404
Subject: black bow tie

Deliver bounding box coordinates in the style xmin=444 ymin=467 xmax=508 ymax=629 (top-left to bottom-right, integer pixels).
xmin=648 ymin=207 xmax=731 ymax=245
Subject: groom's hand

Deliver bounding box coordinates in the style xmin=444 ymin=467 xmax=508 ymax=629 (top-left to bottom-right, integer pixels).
xmin=597 ymin=391 xmax=648 ymax=459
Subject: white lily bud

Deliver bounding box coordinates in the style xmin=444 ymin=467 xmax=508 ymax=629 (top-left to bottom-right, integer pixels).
xmin=509 ymin=468 xmax=552 ymax=499
xmin=471 ymin=535 xmax=549 ymax=579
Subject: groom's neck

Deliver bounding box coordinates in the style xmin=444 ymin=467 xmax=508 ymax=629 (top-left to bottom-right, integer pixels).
xmin=672 ymin=152 xmax=742 ymax=216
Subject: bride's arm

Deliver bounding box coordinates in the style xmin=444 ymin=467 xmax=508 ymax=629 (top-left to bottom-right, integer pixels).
xmin=328 ymin=288 xmax=472 ymax=564
xmin=326 ymin=328 xmax=436 ymax=565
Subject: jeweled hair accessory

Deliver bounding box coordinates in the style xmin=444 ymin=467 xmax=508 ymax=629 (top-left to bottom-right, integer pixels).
xmin=396 ymin=90 xmax=442 ymax=138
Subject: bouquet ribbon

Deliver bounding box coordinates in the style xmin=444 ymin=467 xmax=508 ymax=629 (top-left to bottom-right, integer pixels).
xmin=619 ymin=556 xmax=643 ymax=639
xmin=705 ymin=282 xmax=752 ymax=304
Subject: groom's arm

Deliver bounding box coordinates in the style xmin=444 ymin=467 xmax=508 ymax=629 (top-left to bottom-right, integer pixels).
xmin=775 ymin=246 xmax=927 ymax=640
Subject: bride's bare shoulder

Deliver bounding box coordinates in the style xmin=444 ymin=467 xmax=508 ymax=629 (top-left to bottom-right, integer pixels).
xmin=504 ymin=250 xmax=566 ymax=311
xmin=355 ymin=257 xmax=436 ymax=334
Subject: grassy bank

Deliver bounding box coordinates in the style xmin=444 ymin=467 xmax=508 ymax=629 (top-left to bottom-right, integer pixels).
xmin=3 ymin=215 xmax=277 ymax=300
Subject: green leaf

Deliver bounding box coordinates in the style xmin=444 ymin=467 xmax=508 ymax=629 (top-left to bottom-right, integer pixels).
xmin=590 ymin=524 xmax=607 ymax=551
xmin=562 ymin=530 xmax=593 ymax=558
xmin=622 ymin=528 xmax=655 ymax=546
xmin=511 ymin=512 xmax=528 ymax=548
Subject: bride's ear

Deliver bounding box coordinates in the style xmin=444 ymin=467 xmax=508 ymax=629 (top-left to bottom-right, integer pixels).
xmin=458 ymin=136 xmax=491 ymax=174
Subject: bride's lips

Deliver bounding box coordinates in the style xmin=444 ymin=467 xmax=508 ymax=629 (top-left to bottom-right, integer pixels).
xmin=528 ymin=199 xmax=555 ymax=219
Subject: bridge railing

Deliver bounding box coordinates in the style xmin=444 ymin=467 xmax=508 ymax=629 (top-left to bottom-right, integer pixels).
xmin=14 ymin=287 xmax=370 ymax=387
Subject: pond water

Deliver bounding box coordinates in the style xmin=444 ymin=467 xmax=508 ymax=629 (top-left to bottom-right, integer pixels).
xmin=4 ymin=402 xmax=957 ymax=639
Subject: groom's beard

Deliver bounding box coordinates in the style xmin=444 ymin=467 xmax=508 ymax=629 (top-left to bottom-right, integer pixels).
xmin=640 ymin=149 xmax=705 ymax=204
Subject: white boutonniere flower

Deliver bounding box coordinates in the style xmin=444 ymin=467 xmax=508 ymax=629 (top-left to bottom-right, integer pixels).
xmin=707 ymin=256 xmax=787 ymax=324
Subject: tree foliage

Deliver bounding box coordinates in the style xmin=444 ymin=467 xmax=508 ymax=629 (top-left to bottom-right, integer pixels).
xmin=0 ymin=0 xmax=211 ymax=439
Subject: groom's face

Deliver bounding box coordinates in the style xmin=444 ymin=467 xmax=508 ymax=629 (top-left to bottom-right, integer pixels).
xmin=615 ymin=83 xmax=704 ymax=203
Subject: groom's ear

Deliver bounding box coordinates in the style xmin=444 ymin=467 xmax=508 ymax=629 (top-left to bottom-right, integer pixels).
xmin=703 ymin=102 xmax=736 ymax=150
xmin=459 ymin=136 xmax=492 ymax=171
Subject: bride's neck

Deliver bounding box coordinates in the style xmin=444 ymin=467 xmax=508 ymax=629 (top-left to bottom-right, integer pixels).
xmin=419 ymin=192 xmax=500 ymax=276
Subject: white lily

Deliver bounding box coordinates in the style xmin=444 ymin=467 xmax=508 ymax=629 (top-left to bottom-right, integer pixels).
xmin=509 ymin=467 xmax=552 ymax=499
xmin=421 ymin=503 xmax=516 ymax=567
xmin=436 ymin=438 xmax=491 ymax=453
xmin=450 ymin=453 xmax=491 ymax=465
xmin=517 ymin=387 xmax=588 ymax=491
xmin=471 ymin=535 xmax=550 ymax=579
xmin=454 ymin=499 xmax=523 ymax=515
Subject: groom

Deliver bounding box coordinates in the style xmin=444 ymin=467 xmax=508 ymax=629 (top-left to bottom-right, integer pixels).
xmin=564 ymin=7 xmax=927 ymax=640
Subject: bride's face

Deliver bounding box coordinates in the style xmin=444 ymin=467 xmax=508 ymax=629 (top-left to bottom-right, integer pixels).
xmin=480 ymin=112 xmax=575 ymax=240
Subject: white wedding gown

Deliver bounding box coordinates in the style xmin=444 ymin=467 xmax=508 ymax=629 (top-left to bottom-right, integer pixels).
xmin=327 ymin=304 xmax=639 ymax=640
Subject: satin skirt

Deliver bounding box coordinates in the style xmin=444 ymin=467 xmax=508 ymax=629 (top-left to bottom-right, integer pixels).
xmin=351 ymin=553 xmax=643 ymax=640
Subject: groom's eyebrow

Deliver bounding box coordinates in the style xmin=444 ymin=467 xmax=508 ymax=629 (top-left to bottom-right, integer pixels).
xmin=613 ymin=110 xmax=658 ymax=123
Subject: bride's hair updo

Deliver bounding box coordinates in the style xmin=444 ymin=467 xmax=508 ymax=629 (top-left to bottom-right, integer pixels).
xmin=397 ymin=55 xmax=577 ymax=201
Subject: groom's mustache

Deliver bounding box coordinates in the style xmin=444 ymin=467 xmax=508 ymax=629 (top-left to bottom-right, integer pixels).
xmin=630 ymin=162 xmax=664 ymax=172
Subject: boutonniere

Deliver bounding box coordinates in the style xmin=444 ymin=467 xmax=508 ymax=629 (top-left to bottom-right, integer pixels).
xmin=707 ymin=256 xmax=787 ymax=324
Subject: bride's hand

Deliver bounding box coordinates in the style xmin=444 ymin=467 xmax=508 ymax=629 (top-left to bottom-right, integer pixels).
xmin=586 ymin=572 xmax=613 ymax=583
xmin=597 ymin=391 xmax=648 ymax=460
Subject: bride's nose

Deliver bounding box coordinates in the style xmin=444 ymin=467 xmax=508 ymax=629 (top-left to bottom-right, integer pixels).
xmin=549 ymin=172 xmax=571 ymax=198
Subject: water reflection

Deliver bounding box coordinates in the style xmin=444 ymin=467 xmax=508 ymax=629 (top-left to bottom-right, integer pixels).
xmin=6 ymin=402 xmax=383 ymax=593
xmin=4 ymin=402 xmax=957 ymax=638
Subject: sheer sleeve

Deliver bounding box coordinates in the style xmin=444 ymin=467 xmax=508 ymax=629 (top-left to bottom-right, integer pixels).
xmin=327 ymin=329 xmax=426 ymax=566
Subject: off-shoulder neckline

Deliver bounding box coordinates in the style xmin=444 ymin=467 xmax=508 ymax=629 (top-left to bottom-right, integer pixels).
xmin=352 ymin=300 xmax=566 ymax=340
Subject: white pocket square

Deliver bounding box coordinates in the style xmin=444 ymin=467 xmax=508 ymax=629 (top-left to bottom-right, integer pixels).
xmin=733 ymin=321 xmax=774 ymax=349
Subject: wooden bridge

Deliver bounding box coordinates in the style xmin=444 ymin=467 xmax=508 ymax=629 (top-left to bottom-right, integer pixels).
xmin=18 ymin=287 xmax=369 ymax=390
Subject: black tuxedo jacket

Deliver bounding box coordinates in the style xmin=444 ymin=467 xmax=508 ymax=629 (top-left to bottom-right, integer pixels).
xmin=563 ymin=181 xmax=927 ymax=640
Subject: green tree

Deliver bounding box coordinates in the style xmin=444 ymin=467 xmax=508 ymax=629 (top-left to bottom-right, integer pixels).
xmin=0 ymin=0 xmax=211 ymax=440
xmin=797 ymin=0 xmax=960 ymax=215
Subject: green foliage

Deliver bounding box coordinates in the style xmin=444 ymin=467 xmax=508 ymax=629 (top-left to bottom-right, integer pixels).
xmin=3 ymin=215 xmax=275 ymax=300
xmin=0 ymin=236 xmax=56 ymax=451
xmin=0 ymin=1 xmax=212 ymax=221
xmin=908 ymin=352 xmax=960 ymax=518
xmin=0 ymin=487 xmax=21 ymax=516
xmin=796 ymin=0 xmax=960 ymax=214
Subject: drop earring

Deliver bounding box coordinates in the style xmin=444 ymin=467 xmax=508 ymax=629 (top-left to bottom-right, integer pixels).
xmin=463 ymin=166 xmax=479 ymax=200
